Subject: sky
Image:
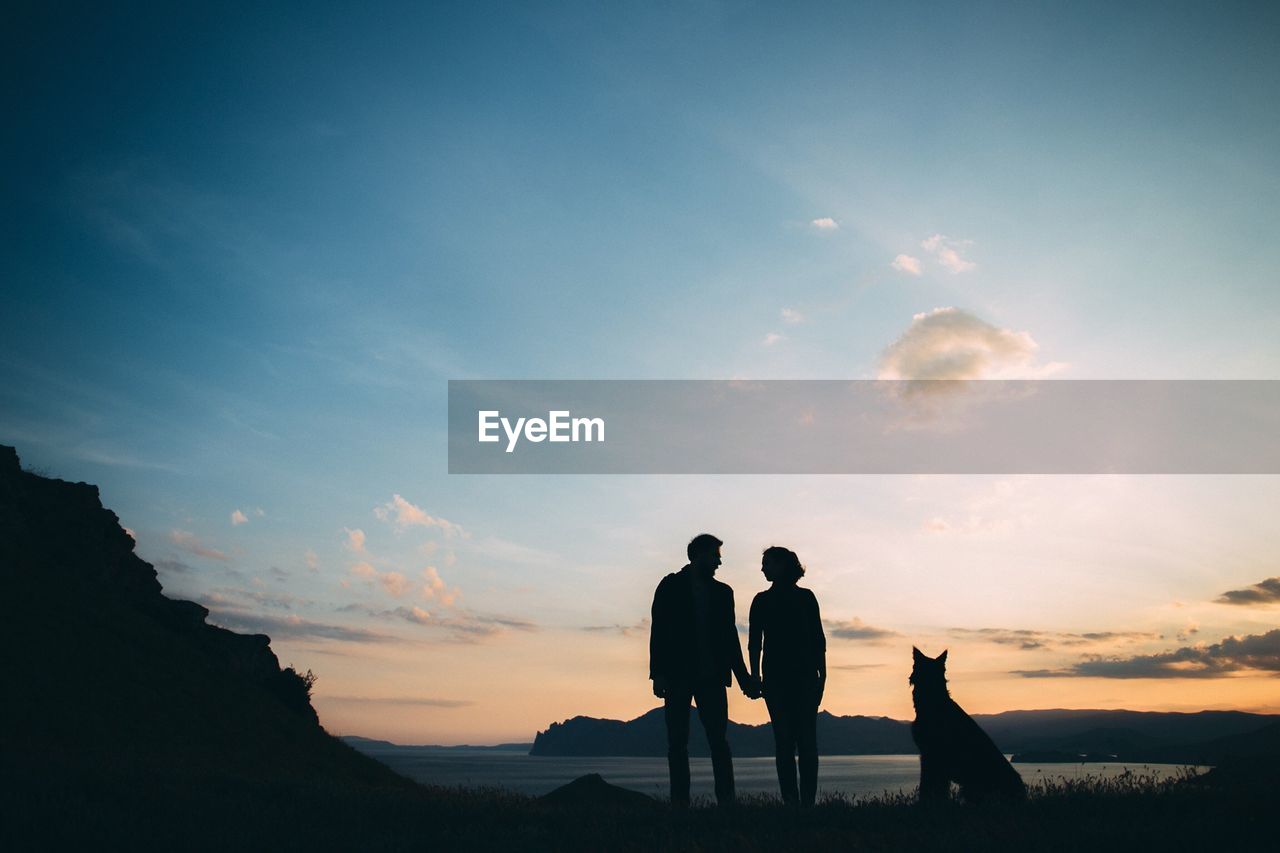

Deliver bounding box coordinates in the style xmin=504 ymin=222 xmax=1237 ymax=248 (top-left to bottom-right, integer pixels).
xmin=4 ymin=1 xmax=1280 ymax=743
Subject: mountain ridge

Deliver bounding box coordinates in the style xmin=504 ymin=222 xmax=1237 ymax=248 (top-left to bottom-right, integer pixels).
xmin=530 ymin=706 xmax=1280 ymax=761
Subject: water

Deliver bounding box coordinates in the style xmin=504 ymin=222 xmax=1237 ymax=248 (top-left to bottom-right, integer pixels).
xmin=351 ymin=744 xmax=1200 ymax=799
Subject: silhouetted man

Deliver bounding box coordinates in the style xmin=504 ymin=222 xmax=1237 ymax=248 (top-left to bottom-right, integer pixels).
xmin=649 ymin=533 xmax=759 ymax=807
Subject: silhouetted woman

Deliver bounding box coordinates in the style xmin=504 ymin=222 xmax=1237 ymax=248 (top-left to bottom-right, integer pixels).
xmin=748 ymin=546 xmax=826 ymax=806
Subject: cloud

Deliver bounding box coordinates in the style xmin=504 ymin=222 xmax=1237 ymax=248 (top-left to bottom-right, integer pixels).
xmin=374 ymin=494 xmax=464 ymax=536
xmin=581 ymin=617 xmax=650 ymax=637
xmin=891 ymin=254 xmax=922 ymax=276
xmin=379 ymin=571 xmax=412 ymax=597
xmin=921 ymin=234 xmax=975 ymax=273
xmin=810 ymin=217 xmax=839 ymax=231
xmin=422 ymin=566 xmax=460 ymax=606
xmin=949 ymin=627 xmax=1158 ymax=651
xmin=824 ymin=617 xmax=900 ymax=643
xmin=762 ymin=332 xmax=785 ymax=346
xmin=878 ymin=307 xmax=1065 ymax=380
xmin=230 ymin=509 xmax=249 ymax=526
xmin=344 ymin=527 xmax=366 ymax=552
xmin=1216 ymin=577 xmax=1280 ymax=606
xmin=154 ymin=558 xmax=192 ymax=574
xmin=207 ymin=608 xmax=390 ymax=644
xmin=351 ymin=561 xmax=377 ymax=578
xmin=304 ymin=549 xmax=319 ymax=571
xmin=1017 ymin=629 xmax=1280 ymax=678
xmin=346 ymin=604 xmax=538 ymax=643
xmin=170 ymin=529 xmax=229 ymax=561
xmin=781 ymin=308 xmax=805 ymax=325
xmin=317 ymin=695 xmax=473 ymax=708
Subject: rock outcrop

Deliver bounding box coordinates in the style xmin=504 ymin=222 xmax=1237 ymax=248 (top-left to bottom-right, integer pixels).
xmin=0 ymin=445 xmax=401 ymax=786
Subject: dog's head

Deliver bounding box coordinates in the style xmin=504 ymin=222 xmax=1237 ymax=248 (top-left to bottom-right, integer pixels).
xmin=909 ymin=646 xmax=948 ymax=692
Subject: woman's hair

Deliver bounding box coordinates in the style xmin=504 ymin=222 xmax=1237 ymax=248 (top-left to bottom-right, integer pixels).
xmin=762 ymin=546 xmax=805 ymax=582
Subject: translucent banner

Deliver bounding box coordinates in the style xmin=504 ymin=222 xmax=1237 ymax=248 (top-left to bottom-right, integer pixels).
xmin=447 ymin=380 xmax=1280 ymax=474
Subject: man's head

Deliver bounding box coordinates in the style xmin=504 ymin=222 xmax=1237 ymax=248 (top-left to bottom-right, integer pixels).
xmin=687 ymin=533 xmax=723 ymax=576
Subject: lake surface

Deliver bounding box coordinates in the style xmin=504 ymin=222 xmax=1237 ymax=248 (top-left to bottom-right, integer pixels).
xmin=351 ymin=744 xmax=1201 ymax=800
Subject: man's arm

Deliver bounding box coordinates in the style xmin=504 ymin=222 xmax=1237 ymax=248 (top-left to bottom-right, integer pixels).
xmin=649 ymin=581 xmax=668 ymax=697
xmin=724 ymin=588 xmax=755 ymax=695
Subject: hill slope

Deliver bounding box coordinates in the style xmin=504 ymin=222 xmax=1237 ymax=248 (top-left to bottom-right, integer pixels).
xmin=0 ymin=446 xmax=410 ymax=846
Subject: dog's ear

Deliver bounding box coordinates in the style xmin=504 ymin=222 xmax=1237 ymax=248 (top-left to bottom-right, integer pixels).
xmin=938 ymin=649 xmax=948 ymax=665
xmin=912 ymin=646 xmax=924 ymax=663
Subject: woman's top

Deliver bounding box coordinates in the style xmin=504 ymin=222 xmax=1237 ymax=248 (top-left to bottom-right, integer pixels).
xmin=748 ymin=584 xmax=825 ymax=684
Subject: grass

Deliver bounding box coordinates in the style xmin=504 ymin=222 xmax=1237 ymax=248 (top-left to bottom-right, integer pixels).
xmin=4 ymin=761 xmax=1270 ymax=852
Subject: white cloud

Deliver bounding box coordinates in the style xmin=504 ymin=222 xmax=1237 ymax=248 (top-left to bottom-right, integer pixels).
xmin=374 ymin=494 xmax=464 ymax=536
xmin=810 ymin=217 xmax=839 ymax=230
xmin=763 ymin=332 xmax=784 ymax=346
xmin=344 ymin=527 xmax=366 ymax=552
xmin=422 ymin=566 xmax=460 ymax=606
xmin=891 ymin=254 xmax=922 ymax=276
xmin=379 ymin=571 xmax=411 ymax=597
xmin=780 ymin=307 xmax=805 ymax=324
xmin=230 ymin=509 xmax=249 ymax=526
xmin=351 ymin=561 xmax=376 ymax=577
xmin=920 ymin=234 xmax=975 ymax=273
xmin=304 ymin=549 xmax=319 ymax=571
xmin=878 ymin=307 xmax=1066 ymax=380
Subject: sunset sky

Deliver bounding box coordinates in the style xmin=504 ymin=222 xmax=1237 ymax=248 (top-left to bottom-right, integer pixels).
xmin=5 ymin=2 xmax=1280 ymax=743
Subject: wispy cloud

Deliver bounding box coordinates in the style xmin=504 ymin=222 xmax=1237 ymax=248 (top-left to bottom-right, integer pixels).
xmin=824 ymin=617 xmax=900 ymax=643
xmin=317 ymin=695 xmax=474 ymax=708
xmin=921 ymin=234 xmax=975 ymax=273
xmin=763 ymin=332 xmax=785 ymax=346
xmin=231 ymin=509 xmax=249 ymax=526
xmin=344 ymin=603 xmax=538 ymax=643
xmin=891 ymin=254 xmax=922 ymax=276
xmin=1217 ymin=577 xmax=1280 ymax=606
xmin=780 ymin=307 xmax=805 ymax=324
xmin=878 ymin=307 xmax=1066 ymax=380
xmin=581 ymin=617 xmax=650 ymax=637
xmin=1016 ymin=629 xmax=1280 ymax=678
xmin=207 ymin=607 xmax=390 ymax=644
xmin=949 ymin=627 xmax=1158 ymax=651
xmin=375 ymin=494 xmax=465 ymax=536
xmin=170 ymin=529 xmax=229 ymax=561
xmin=810 ymin=217 xmax=839 ymax=231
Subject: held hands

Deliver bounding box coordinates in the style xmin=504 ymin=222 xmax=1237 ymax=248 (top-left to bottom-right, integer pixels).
xmin=740 ymin=673 xmax=762 ymax=700
xmin=651 ymin=675 xmax=668 ymax=699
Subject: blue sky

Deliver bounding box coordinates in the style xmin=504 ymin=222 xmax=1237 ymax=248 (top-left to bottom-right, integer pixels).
xmin=5 ymin=2 xmax=1280 ymax=742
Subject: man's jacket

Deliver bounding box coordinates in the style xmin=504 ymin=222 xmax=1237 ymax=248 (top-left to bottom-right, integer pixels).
xmin=649 ymin=566 xmax=744 ymax=688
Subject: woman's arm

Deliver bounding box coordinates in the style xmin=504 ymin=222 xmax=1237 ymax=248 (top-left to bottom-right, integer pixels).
xmin=747 ymin=593 xmax=763 ymax=679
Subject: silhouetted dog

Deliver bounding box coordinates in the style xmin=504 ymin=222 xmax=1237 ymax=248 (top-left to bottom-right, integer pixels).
xmin=910 ymin=647 xmax=1026 ymax=803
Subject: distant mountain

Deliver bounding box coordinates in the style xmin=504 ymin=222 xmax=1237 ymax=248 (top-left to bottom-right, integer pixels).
xmin=343 ymin=735 xmax=533 ymax=751
xmin=532 ymin=706 xmax=1280 ymax=759
xmin=531 ymin=708 xmax=915 ymax=756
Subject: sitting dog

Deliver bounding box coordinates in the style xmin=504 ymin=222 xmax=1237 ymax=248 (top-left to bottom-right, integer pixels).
xmin=910 ymin=647 xmax=1026 ymax=802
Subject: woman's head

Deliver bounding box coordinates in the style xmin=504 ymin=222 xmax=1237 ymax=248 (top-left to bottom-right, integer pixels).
xmin=761 ymin=546 xmax=805 ymax=584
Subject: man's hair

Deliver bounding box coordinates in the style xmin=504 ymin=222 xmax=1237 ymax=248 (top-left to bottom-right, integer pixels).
xmin=762 ymin=546 xmax=805 ymax=581
xmin=687 ymin=533 xmax=723 ymax=561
